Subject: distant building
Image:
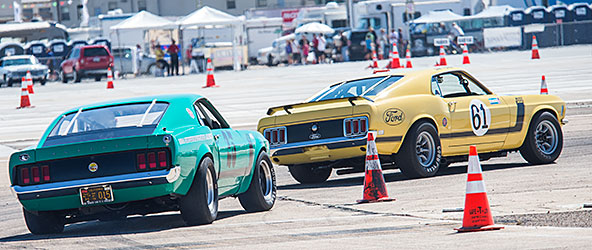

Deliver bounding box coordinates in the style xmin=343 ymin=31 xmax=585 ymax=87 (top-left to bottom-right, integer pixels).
xmin=0 ymin=0 xmax=347 ymax=27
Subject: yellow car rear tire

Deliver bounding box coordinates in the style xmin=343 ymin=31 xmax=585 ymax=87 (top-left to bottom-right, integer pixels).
xmin=395 ymin=122 xmax=442 ymax=178
xmin=288 ymin=165 xmax=332 ymax=184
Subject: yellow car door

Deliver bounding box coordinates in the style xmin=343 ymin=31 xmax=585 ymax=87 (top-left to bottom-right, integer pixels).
xmin=432 ymin=72 xmax=510 ymax=155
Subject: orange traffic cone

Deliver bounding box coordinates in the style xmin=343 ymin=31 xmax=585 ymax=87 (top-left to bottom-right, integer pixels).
xmin=531 ymin=35 xmax=540 ymax=59
xmin=438 ymin=46 xmax=447 ymax=66
xmin=368 ymin=46 xmax=378 ymax=69
xmin=455 ymin=146 xmax=504 ymax=232
xmin=357 ymin=131 xmax=395 ymax=204
xmin=18 ymin=77 xmax=31 ymax=109
xmin=203 ymin=58 xmax=219 ymax=88
xmin=405 ymin=47 xmax=413 ymax=68
xmin=387 ymin=43 xmax=401 ymax=69
xmin=25 ymin=71 xmax=34 ymax=94
xmin=540 ymin=75 xmax=548 ymax=95
xmin=462 ymin=44 xmax=471 ymax=65
xmin=106 ymin=68 xmax=114 ymax=89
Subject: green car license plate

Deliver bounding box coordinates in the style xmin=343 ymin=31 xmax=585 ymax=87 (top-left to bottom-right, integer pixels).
xmin=80 ymin=185 xmax=114 ymax=205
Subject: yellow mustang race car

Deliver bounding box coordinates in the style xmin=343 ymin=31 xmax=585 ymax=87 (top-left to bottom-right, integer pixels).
xmin=257 ymin=67 xmax=566 ymax=184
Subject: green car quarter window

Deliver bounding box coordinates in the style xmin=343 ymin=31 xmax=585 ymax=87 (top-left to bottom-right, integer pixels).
xmin=310 ymin=76 xmax=403 ymax=102
xmin=43 ymin=102 xmax=168 ymax=147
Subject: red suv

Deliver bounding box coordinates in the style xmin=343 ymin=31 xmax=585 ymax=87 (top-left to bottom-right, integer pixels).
xmin=60 ymin=45 xmax=113 ymax=83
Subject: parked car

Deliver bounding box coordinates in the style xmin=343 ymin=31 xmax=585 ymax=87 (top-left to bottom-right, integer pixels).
xmin=60 ymin=45 xmax=113 ymax=83
xmin=112 ymin=46 xmax=156 ymax=75
xmin=258 ymin=68 xmax=566 ymax=184
xmin=0 ymin=55 xmax=49 ymax=87
xmin=9 ymin=94 xmax=276 ymax=235
xmin=257 ymin=34 xmax=292 ymax=66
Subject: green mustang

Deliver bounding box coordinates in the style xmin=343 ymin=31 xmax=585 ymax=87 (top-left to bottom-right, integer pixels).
xmin=9 ymin=94 xmax=276 ymax=235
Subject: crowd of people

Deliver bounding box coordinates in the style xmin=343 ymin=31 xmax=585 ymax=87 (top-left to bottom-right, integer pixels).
xmin=150 ymin=39 xmax=181 ymax=77
xmin=365 ymin=27 xmax=408 ymax=60
xmin=285 ymin=33 xmax=330 ymax=65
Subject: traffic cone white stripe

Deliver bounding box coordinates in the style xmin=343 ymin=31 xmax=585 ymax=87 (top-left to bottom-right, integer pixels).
xmin=466 ymin=180 xmax=487 ymax=194
xmin=468 ymin=156 xmax=482 ymax=173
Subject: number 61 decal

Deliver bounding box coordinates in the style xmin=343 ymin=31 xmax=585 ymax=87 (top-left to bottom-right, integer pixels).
xmin=469 ymin=99 xmax=491 ymax=136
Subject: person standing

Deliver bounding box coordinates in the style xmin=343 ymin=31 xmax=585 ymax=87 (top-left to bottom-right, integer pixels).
xmin=365 ymin=28 xmax=375 ymax=60
xmin=317 ymin=34 xmax=326 ymax=64
xmin=291 ymin=39 xmax=301 ymax=65
xmin=135 ymin=44 xmax=143 ymax=76
xmin=450 ymin=22 xmax=465 ymax=51
xmin=340 ymin=31 xmax=349 ymax=62
xmin=300 ymin=35 xmax=309 ymax=64
xmin=312 ymin=34 xmax=319 ymax=64
xmin=397 ymin=28 xmax=405 ymax=56
xmin=379 ymin=28 xmax=388 ymax=59
xmin=153 ymin=43 xmax=168 ymax=77
xmin=167 ymin=39 xmax=179 ymax=76
xmin=285 ymin=40 xmax=293 ymax=65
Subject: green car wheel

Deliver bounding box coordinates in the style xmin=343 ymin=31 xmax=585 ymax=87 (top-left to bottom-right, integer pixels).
xmin=238 ymin=152 xmax=276 ymax=212
xmin=179 ymin=156 xmax=218 ymax=226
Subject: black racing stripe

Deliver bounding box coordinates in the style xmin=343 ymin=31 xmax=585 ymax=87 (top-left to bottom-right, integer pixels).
xmin=508 ymin=102 xmax=525 ymax=132
xmin=441 ymin=101 xmax=525 ymax=139
xmin=326 ymin=139 xmax=367 ymax=149
xmin=17 ymin=177 xmax=168 ymax=201
xmin=375 ymin=136 xmax=403 ymax=142
xmin=272 ymin=138 xmax=367 ymax=157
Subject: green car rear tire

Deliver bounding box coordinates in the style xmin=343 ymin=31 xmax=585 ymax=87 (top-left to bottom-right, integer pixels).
xmin=23 ymin=208 xmax=64 ymax=235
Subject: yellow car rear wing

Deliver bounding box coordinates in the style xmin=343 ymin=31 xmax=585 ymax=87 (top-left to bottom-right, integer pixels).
xmin=266 ymin=96 xmax=374 ymax=115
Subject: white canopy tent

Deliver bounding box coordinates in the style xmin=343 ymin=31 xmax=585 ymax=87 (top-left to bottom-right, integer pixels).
xmin=178 ymin=6 xmax=243 ymax=71
xmin=295 ymin=22 xmax=334 ymax=34
xmin=110 ymin=11 xmax=177 ymax=74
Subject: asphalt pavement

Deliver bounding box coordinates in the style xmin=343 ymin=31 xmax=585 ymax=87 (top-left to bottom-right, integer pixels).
xmin=0 ymin=45 xmax=591 ymax=249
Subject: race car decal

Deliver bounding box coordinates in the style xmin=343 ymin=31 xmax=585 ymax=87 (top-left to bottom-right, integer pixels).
xmin=178 ymin=134 xmax=213 ymax=145
xmin=441 ymin=100 xmax=524 ymax=138
xmin=470 ymin=99 xmax=491 ymax=136
xmin=245 ymin=134 xmax=255 ymax=165
xmin=488 ymin=97 xmax=500 ymax=105
xmin=221 ymin=131 xmax=237 ymax=168
xmin=383 ymin=108 xmax=405 ymax=126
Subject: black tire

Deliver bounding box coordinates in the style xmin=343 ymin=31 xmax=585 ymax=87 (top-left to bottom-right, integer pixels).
xmin=238 ymin=152 xmax=276 ymax=212
xmin=73 ymin=69 xmax=81 ymax=83
xmin=179 ymin=157 xmax=218 ymax=226
xmin=146 ymin=63 xmax=156 ymax=75
xmin=519 ymin=112 xmax=563 ymax=164
xmin=23 ymin=208 xmax=64 ymax=235
xmin=7 ymin=78 xmax=14 ymax=87
xmin=61 ymin=70 xmax=68 ymax=83
xmin=395 ymin=122 xmax=442 ymax=178
xmin=40 ymin=77 xmax=46 ymax=85
xmin=94 ymin=76 xmax=101 ymax=81
xmin=288 ymin=164 xmax=332 ymax=184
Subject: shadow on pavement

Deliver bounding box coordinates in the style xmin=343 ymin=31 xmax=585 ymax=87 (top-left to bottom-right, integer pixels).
xmin=0 ymin=209 xmax=247 ymax=242
xmin=278 ymin=162 xmax=538 ymax=190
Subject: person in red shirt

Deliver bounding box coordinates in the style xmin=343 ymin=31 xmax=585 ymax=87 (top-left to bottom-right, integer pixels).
xmin=167 ymin=39 xmax=180 ymax=76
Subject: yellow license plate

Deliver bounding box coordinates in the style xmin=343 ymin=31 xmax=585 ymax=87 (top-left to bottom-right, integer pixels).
xmin=80 ymin=185 xmax=114 ymax=205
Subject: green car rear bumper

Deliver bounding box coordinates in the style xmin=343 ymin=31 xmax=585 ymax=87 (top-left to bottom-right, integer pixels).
xmin=13 ymin=166 xmax=181 ymax=211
